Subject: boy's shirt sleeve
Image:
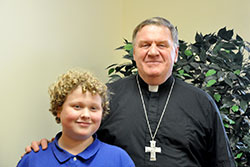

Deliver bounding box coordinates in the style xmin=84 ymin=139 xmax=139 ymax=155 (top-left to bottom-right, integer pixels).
xmin=16 ymin=153 xmax=31 ymax=167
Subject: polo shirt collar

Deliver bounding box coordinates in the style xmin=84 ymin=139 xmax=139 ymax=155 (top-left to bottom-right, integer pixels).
xmin=51 ymin=132 xmax=101 ymax=163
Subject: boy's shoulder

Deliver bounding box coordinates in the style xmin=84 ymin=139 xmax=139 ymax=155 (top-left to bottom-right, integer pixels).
xmin=97 ymin=141 xmax=135 ymax=166
xmin=17 ymin=143 xmax=53 ymax=167
xmin=98 ymin=141 xmax=129 ymax=156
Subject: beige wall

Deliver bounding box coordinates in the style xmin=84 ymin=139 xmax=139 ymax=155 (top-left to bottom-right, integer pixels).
xmin=121 ymin=0 xmax=250 ymax=42
xmin=0 ymin=0 xmax=249 ymax=166
xmin=0 ymin=0 xmax=123 ymax=166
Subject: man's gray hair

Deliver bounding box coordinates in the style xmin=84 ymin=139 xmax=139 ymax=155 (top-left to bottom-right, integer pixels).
xmin=132 ymin=17 xmax=179 ymax=47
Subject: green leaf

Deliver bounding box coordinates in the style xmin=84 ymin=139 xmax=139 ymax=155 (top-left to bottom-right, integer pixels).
xmin=213 ymin=42 xmax=223 ymax=54
xmin=221 ymin=97 xmax=234 ymax=109
xmin=108 ymin=68 xmax=115 ymax=75
xmin=240 ymin=100 xmax=248 ymax=112
xmin=184 ymin=50 xmax=193 ymax=56
xmin=236 ymin=34 xmax=243 ymax=41
xmin=236 ymin=152 xmax=243 ymax=159
xmin=223 ymin=114 xmax=235 ymax=124
xmin=106 ymin=63 xmax=117 ymax=69
xmin=218 ymin=27 xmax=233 ymax=41
xmin=231 ymin=105 xmax=239 ymax=112
xmin=243 ymin=135 xmax=250 ymax=146
xmin=214 ymin=93 xmax=221 ymax=102
xmin=195 ymin=33 xmax=203 ymax=43
xmin=124 ymin=43 xmax=133 ymax=51
xmin=224 ymin=78 xmax=233 ymax=87
xmin=190 ymin=62 xmax=200 ymax=69
xmin=234 ymin=69 xmax=240 ymax=75
xmin=229 ymin=119 xmax=235 ymax=125
xmin=183 ymin=65 xmax=190 ymax=73
xmin=224 ymin=123 xmax=230 ymax=128
xmin=178 ymin=69 xmax=184 ymax=75
xmin=206 ymin=80 xmax=216 ymax=87
xmin=217 ymin=71 xmax=225 ymax=79
xmin=206 ymin=69 xmax=217 ymax=77
xmin=221 ymin=42 xmax=237 ymax=50
xmin=183 ymin=73 xmax=192 ymax=77
xmin=123 ymin=54 xmax=133 ymax=60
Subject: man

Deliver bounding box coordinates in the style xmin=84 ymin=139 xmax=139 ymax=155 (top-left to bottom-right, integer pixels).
xmin=24 ymin=17 xmax=236 ymax=166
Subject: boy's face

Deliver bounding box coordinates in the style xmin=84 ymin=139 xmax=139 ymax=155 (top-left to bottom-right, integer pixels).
xmin=57 ymin=86 xmax=103 ymax=141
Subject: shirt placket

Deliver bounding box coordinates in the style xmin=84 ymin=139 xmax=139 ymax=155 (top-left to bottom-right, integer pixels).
xmin=65 ymin=156 xmax=79 ymax=167
xmin=144 ymin=91 xmax=160 ymax=165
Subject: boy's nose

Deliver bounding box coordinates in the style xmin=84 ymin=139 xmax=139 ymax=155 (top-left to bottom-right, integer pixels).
xmin=80 ymin=109 xmax=90 ymax=119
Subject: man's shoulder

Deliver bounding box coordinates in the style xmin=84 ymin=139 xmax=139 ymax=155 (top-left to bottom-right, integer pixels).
xmin=175 ymin=78 xmax=211 ymax=99
xmin=107 ymin=75 xmax=136 ymax=90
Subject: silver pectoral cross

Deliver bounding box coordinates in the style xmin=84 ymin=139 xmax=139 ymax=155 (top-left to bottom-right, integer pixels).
xmin=145 ymin=140 xmax=161 ymax=161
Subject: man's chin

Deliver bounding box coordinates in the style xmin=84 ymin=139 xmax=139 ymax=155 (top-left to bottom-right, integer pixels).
xmin=139 ymin=67 xmax=164 ymax=77
xmin=145 ymin=72 xmax=162 ymax=78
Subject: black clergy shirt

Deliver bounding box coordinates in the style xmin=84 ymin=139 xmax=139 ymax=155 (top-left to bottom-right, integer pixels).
xmin=97 ymin=75 xmax=236 ymax=167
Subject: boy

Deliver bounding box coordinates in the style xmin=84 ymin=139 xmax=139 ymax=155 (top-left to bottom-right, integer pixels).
xmin=17 ymin=69 xmax=135 ymax=167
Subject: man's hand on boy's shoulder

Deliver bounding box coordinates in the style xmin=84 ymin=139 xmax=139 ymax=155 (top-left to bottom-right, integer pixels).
xmin=21 ymin=137 xmax=54 ymax=158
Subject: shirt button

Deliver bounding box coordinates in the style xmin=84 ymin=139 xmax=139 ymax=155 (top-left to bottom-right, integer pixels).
xmin=73 ymin=157 xmax=77 ymax=161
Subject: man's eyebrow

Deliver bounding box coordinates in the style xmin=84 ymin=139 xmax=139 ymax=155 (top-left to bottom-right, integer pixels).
xmin=138 ymin=40 xmax=151 ymax=43
xmin=157 ymin=40 xmax=168 ymax=43
xmin=139 ymin=40 xmax=169 ymax=43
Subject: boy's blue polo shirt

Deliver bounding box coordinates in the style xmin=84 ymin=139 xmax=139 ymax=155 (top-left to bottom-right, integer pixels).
xmin=17 ymin=132 xmax=135 ymax=167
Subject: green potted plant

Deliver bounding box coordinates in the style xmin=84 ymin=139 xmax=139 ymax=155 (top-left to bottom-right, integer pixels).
xmin=107 ymin=27 xmax=250 ymax=166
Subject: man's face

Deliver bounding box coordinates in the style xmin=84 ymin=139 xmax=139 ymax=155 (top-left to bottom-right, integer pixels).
xmin=133 ymin=25 xmax=178 ymax=84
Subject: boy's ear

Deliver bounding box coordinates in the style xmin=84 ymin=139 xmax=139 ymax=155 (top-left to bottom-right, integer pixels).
xmin=57 ymin=107 xmax=62 ymax=117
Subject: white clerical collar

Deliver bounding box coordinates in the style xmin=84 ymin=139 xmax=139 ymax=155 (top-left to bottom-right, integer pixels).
xmin=148 ymin=85 xmax=159 ymax=92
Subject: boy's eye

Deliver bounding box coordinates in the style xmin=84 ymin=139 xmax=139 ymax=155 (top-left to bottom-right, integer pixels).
xmin=90 ymin=105 xmax=101 ymax=111
xmin=90 ymin=106 xmax=97 ymax=111
xmin=74 ymin=105 xmax=81 ymax=109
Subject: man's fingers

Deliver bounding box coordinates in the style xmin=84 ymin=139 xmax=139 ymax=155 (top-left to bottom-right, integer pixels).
xmin=40 ymin=138 xmax=49 ymax=150
xmin=21 ymin=145 xmax=32 ymax=158
xmin=21 ymin=138 xmax=49 ymax=158
xmin=24 ymin=145 xmax=32 ymax=153
xmin=31 ymin=141 xmax=41 ymax=152
xmin=21 ymin=146 xmax=31 ymax=158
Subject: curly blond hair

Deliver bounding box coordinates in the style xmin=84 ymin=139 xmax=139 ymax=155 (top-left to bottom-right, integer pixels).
xmin=49 ymin=69 xmax=109 ymax=123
